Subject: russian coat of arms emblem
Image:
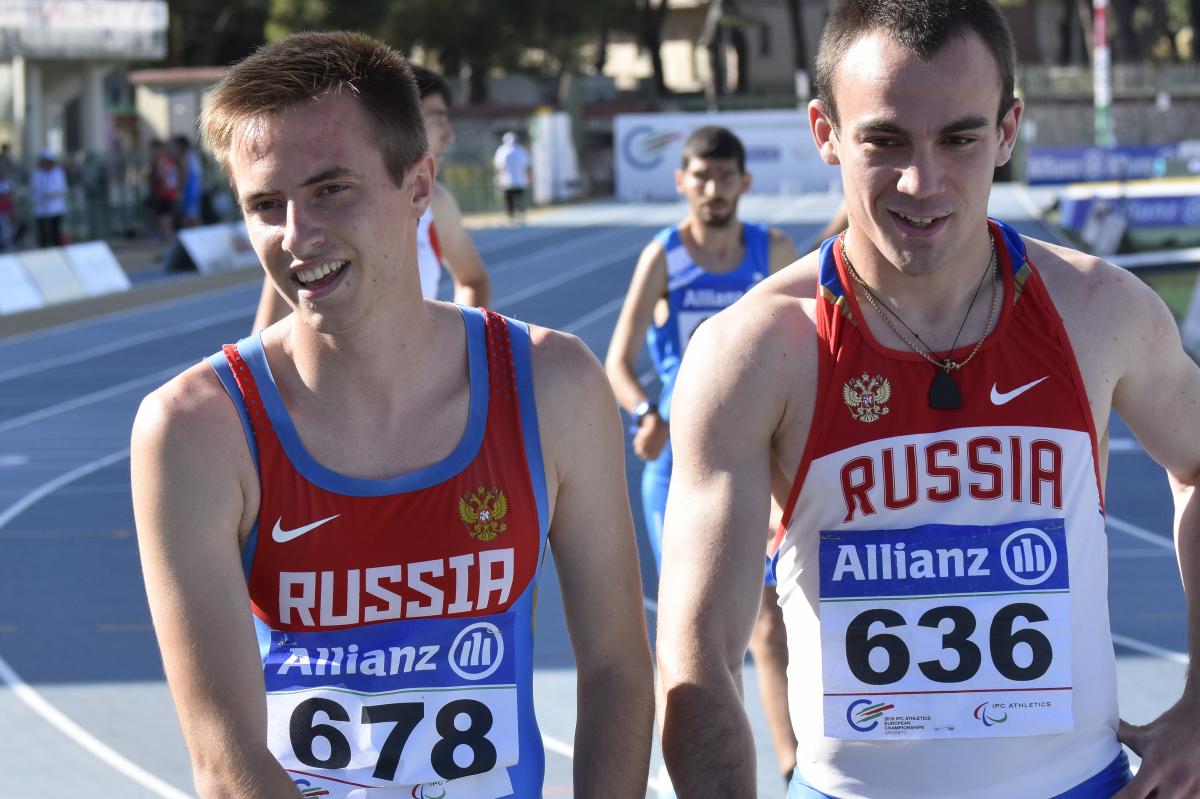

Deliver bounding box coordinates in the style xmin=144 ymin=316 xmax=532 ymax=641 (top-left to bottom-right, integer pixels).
xmin=458 ymin=485 xmax=510 ymax=541
xmin=842 ymin=373 xmax=892 ymax=423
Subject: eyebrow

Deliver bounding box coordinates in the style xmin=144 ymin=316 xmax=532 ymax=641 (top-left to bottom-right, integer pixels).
xmin=240 ymin=166 xmax=362 ymax=208
xmin=855 ymin=115 xmax=992 ymax=137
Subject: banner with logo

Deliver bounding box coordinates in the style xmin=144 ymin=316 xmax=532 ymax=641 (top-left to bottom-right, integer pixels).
xmin=614 ymin=111 xmax=838 ymax=201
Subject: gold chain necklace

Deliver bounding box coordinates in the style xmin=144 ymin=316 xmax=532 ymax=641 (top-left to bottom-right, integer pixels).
xmin=840 ymin=231 xmax=999 ymax=409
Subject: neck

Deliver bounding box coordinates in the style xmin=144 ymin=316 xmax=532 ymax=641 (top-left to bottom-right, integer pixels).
xmin=682 ymin=216 xmax=743 ymax=267
xmin=841 ymin=226 xmax=996 ymax=333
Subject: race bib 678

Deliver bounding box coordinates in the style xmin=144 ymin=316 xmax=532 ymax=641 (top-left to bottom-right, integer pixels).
xmin=818 ymin=519 xmax=1073 ymax=740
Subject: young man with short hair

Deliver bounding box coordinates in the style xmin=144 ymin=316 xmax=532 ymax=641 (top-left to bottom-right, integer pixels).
xmin=134 ymin=31 xmax=652 ymax=798
xmin=251 ymin=63 xmax=490 ymax=331
xmin=605 ymin=125 xmax=799 ymax=790
xmin=656 ymin=2 xmax=1200 ymax=797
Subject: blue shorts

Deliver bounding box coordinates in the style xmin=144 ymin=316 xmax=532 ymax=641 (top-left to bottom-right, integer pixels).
xmin=788 ymin=750 xmax=1133 ymax=799
xmin=642 ymin=444 xmax=776 ymax=586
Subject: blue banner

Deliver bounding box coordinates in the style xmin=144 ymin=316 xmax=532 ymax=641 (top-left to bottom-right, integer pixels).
xmin=1026 ymin=145 xmax=1178 ymax=185
xmin=264 ymin=611 xmax=517 ymax=693
xmin=819 ymin=519 xmax=1068 ymax=599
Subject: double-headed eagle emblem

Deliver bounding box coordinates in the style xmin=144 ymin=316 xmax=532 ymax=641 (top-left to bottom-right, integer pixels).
xmin=458 ymin=485 xmax=509 ymax=541
xmin=843 ymin=373 xmax=892 ymax=423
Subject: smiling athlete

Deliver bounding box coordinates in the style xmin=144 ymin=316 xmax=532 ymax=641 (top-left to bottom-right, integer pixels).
xmin=656 ymin=2 xmax=1200 ymax=797
xmin=133 ymin=32 xmax=652 ymax=798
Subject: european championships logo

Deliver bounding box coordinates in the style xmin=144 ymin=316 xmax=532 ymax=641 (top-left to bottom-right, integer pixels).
xmin=846 ymin=698 xmax=894 ymax=732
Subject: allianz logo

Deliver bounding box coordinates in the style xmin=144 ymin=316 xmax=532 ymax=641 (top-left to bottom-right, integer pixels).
xmin=999 ymin=528 xmax=1059 ymax=586
xmin=449 ymin=622 xmax=505 ymax=681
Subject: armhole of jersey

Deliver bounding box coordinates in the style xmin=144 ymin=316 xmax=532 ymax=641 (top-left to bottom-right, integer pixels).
xmin=429 ymin=220 xmax=443 ymax=263
xmin=772 ymin=249 xmax=837 ymax=557
xmin=507 ymin=316 xmax=552 ymax=574
xmin=205 ymin=349 xmax=262 ymax=579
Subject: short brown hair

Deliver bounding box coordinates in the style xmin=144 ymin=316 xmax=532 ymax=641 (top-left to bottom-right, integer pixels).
xmin=200 ymin=31 xmax=426 ymax=189
xmin=681 ymin=126 xmax=746 ymax=173
xmin=815 ymin=0 xmax=1016 ymax=131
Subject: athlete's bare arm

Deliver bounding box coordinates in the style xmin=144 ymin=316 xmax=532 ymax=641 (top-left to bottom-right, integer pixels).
xmin=604 ymin=239 xmax=670 ymax=461
xmin=430 ymin=182 xmax=491 ymax=308
xmin=531 ymin=327 xmax=655 ymax=796
xmin=132 ymin=365 xmax=296 ymax=797
xmin=656 ymin=260 xmax=819 ymax=796
xmin=1031 ymin=238 xmax=1200 ymax=798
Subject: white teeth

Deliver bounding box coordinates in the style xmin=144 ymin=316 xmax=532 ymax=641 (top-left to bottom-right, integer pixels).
xmin=900 ymin=214 xmax=936 ymax=227
xmin=296 ymin=260 xmax=347 ymax=285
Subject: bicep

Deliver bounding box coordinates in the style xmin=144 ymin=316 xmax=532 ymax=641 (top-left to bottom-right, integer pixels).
xmin=132 ymin=390 xmax=270 ymax=755
xmin=1112 ymin=289 xmax=1200 ymax=484
xmin=658 ymin=323 xmax=780 ymax=667
xmin=605 ymin=245 xmax=666 ymax=372
xmin=432 ymin=187 xmax=488 ymax=284
xmin=539 ymin=337 xmax=651 ymax=673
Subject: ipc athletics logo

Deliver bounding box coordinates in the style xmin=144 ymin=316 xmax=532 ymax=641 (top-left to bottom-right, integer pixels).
xmin=621 ymin=125 xmax=683 ymax=170
xmin=974 ymin=701 xmax=1009 ymax=727
xmin=1000 ymin=527 xmax=1058 ymax=586
xmin=412 ymin=786 xmax=448 ymax=799
xmin=449 ymin=621 xmax=505 ymax=681
xmin=846 ymin=699 xmax=894 ymax=732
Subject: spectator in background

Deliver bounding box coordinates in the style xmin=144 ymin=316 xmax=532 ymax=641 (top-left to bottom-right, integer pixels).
xmin=174 ymin=135 xmax=202 ymax=228
xmin=31 ymin=149 xmax=67 ymax=248
xmin=0 ymin=178 xmax=15 ymax=251
xmin=493 ymin=130 xmax=531 ymax=222
xmin=148 ymin=139 xmax=178 ymax=247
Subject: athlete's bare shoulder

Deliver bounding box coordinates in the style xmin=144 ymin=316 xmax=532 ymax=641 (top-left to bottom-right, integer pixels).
xmin=1023 ymin=234 xmax=1182 ymax=419
xmin=685 ymin=247 xmax=822 ymax=472
xmin=132 ymin=358 xmax=260 ymax=541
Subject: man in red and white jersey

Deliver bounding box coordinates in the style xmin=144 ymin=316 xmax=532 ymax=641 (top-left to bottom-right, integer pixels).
xmin=133 ymin=32 xmax=652 ymax=798
xmin=251 ymin=64 xmax=490 ymax=331
xmin=656 ymin=1 xmax=1200 ymax=797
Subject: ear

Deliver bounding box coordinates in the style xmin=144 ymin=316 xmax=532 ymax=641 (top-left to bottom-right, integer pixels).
xmin=741 ymin=170 xmax=752 ymax=194
xmin=674 ymin=167 xmax=685 ymax=196
xmin=410 ymin=153 xmax=436 ymax=216
xmin=995 ymin=98 xmax=1024 ymax=168
xmin=809 ymin=99 xmax=841 ymax=166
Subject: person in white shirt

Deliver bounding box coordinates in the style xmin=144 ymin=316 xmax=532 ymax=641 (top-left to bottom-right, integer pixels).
xmin=31 ymin=149 xmax=68 ymax=248
xmin=493 ymin=131 xmax=531 ymax=222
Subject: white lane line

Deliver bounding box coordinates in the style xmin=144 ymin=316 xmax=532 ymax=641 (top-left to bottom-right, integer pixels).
xmin=0 ymin=446 xmax=191 ymax=799
xmin=0 ymin=454 xmax=29 ymax=466
xmin=0 ymin=447 xmax=130 ymax=530
xmin=561 ymin=296 xmax=626 ymax=335
xmin=0 ymin=362 xmax=188 ymax=436
xmin=488 ymin=227 xmax=636 ymax=280
xmin=644 ymin=597 xmax=658 ymax=614
xmin=1107 ymin=516 xmax=1174 ymax=551
xmin=0 ymin=306 xmax=252 ymax=383
xmin=493 ymin=243 xmax=643 ymax=309
xmin=1112 ymin=634 xmax=1189 ymax=665
xmin=1109 ymin=437 xmax=1143 ymax=453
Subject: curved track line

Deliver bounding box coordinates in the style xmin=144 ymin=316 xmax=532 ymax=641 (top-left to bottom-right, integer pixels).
xmin=0 ymin=447 xmax=191 ymax=799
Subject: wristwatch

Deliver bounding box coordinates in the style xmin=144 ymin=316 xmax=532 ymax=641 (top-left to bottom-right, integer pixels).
xmin=632 ymin=400 xmax=658 ymax=426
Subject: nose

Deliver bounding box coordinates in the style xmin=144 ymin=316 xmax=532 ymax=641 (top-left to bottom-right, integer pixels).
xmin=281 ymin=200 xmax=324 ymax=258
xmin=896 ymin=147 xmax=944 ymax=200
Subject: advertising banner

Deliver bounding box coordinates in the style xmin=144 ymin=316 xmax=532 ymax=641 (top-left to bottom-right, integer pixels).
xmin=614 ymin=111 xmax=837 ymax=201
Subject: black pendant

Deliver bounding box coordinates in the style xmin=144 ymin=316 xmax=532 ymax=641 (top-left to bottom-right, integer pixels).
xmin=929 ymin=368 xmax=961 ymax=410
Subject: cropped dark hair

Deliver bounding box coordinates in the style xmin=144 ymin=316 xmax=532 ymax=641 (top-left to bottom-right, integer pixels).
xmin=814 ymin=0 xmax=1016 ymax=130
xmin=681 ymin=126 xmax=746 ymax=173
xmin=410 ymin=65 xmax=452 ymax=104
xmin=200 ymin=31 xmax=426 ymax=189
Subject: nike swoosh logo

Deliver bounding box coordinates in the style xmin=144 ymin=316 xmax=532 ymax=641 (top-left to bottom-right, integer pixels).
xmin=272 ymin=514 xmax=340 ymax=543
xmin=990 ymin=376 xmax=1049 ymax=406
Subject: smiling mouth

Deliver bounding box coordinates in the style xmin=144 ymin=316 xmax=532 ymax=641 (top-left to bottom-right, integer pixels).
xmin=294 ymin=259 xmax=348 ymax=289
xmin=892 ymin=211 xmax=944 ymax=229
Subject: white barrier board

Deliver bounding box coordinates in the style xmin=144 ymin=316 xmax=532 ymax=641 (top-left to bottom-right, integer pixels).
xmin=0 ymin=254 xmax=44 ymax=313
xmin=614 ymin=111 xmax=838 ymax=202
xmin=64 ymin=241 xmax=132 ymax=296
xmin=21 ymin=248 xmax=88 ymax=304
xmin=178 ymin=222 xmax=259 ymax=275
